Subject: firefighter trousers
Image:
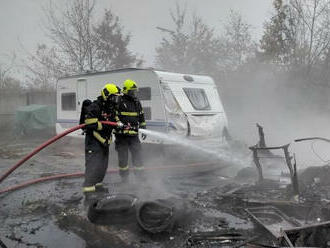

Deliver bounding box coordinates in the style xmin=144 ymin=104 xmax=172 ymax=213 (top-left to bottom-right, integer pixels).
xmin=115 ymin=135 xmax=143 ymax=179
xmin=84 ymin=134 xmax=109 ymax=188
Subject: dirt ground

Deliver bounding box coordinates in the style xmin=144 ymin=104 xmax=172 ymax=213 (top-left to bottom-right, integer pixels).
xmin=1 ymin=134 xmax=330 ymax=247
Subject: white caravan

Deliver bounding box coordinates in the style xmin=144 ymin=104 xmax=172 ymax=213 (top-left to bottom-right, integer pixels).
xmin=56 ymin=68 xmax=228 ymax=143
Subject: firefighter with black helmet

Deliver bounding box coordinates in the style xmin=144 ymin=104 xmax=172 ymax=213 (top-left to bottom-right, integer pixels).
xmin=82 ymin=83 xmax=120 ymax=196
xmin=115 ymin=79 xmax=146 ymax=182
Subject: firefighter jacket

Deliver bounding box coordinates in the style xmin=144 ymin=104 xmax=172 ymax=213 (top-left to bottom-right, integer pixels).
xmin=115 ymin=94 xmax=146 ymax=136
xmin=84 ymin=96 xmax=116 ymax=145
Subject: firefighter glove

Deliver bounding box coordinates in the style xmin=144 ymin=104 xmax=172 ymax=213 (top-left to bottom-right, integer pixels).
xmin=117 ymin=121 xmax=124 ymax=129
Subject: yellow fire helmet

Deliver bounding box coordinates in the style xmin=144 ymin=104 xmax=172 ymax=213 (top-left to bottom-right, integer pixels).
xmin=101 ymin=83 xmax=119 ymax=101
xmin=122 ymin=79 xmax=138 ymax=94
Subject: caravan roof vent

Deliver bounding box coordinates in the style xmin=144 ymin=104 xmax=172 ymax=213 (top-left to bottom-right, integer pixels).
xmin=183 ymin=75 xmax=194 ymax=82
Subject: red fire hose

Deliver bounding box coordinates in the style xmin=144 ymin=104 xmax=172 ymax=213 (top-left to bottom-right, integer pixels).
xmin=0 ymin=121 xmax=118 ymax=185
xmin=0 ymin=121 xmax=224 ymax=195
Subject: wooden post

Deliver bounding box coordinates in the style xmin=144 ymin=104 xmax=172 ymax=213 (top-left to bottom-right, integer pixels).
xmin=256 ymin=123 xmax=273 ymax=156
xmin=256 ymin=123 xmax=266 ymax=148
xmin=250 ymin=147 xmax=264 ymax=183
xmin=283 ymin=145 xmax=299 ymax=195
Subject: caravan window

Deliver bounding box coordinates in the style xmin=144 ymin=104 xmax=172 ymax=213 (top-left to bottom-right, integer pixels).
xmin=61 ymin=93 xmax=76 ymax=111
xmin=183 ymin=88 xmax=211 ymax=110
xmin=137 ymin=87 xmax=151 ymax=100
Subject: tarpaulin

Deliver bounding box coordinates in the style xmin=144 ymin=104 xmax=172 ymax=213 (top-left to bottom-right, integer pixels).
xmin=15 ymin=105 xmax=56 ymax=135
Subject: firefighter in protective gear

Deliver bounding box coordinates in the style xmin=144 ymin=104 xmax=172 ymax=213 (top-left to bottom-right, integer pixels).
xmin=82 ymin=83 xmax=120 ymax=195
xmin=115 ymin=79 xmax=146 ymax=182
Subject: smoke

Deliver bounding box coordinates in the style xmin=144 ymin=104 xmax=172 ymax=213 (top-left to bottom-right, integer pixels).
xmin=120 ymin=125 xmax=259 ymax=202
xmin=221 ymin=64 xmax=330 ymax=170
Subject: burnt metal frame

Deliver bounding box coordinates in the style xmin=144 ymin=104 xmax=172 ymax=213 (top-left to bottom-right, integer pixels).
xmin=249 ymin=144 xmax=299 ymax=195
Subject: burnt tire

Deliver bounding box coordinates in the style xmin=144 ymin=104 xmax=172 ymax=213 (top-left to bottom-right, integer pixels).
xmin=87 ymin=194 xmax=138 ymax=225
xmin=136 ymin=199 xmax=177 ymax=234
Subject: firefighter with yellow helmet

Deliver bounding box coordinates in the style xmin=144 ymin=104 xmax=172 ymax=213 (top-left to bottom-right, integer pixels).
xmin=115 ymin=79 xmax=146 ymax=182
xmin=82 ymin=83 xmax=120 ymax=197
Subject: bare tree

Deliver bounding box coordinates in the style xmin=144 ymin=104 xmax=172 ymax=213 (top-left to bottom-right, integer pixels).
xmin=26 ymin=0 xmax=142 ymax=89
xmin=0 ymin=53 xmax=21 ymax=89
xmin=223 ymin=10 xmax=256 ymax=71
xmin=26 ymin=44 xmax=69 ymax=90
xmin=43 ymin=0 xmax=96 ymax=72
xmin=93 ymin=9 xmax=142 ymax=71
xmin=155 ymin=4 xmax=223 ymax=76
xmin=261 ymin=0 xmax=330 ymax=78
xmin=155 ymin=4 xmax=190 ymax=72
xmin=260 ymin=0 xmax=298 ymax=69
xmin=290 ymin=0 xmax=330 ymax=75
xmin=0 ymin=61 xmax=14 ymax=89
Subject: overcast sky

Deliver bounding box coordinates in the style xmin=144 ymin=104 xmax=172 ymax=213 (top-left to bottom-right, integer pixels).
xmin=0 ymin=0 xmax=273 ymax=68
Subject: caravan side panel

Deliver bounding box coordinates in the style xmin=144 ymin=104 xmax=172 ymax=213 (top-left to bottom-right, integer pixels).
xmin=57 ymin=69 xmax=167 ymax=141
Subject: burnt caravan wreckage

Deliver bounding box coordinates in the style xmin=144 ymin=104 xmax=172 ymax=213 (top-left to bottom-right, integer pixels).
xmin=240 ymin=125 xmax=330 ymax=247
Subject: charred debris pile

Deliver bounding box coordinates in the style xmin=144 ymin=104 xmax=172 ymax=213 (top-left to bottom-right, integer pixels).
xmin=72 ymin=124 xmax=330 ymax=247
xmin=3 ymin=124 xmax=330 ymax=247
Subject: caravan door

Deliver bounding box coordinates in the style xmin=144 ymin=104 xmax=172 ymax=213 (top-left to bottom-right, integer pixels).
xmin=76 ymin=78 xmax=87 ymax=118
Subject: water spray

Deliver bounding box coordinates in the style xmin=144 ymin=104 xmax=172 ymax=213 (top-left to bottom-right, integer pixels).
xmin=139 ymin=129 xmax=246 ymax=166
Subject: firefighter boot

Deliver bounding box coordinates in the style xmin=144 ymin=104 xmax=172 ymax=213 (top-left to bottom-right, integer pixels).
xmin=119 ymin=166 xmax=129 ymax=184
xmin=95 ymin=183 xmax=109 ymax=193
xmin=83 ymin=185 xmax=104 ymax=206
